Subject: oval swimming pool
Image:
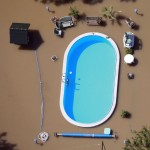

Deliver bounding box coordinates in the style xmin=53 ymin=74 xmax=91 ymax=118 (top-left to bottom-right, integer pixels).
xmin=60 ymin=32 xmax=120 ymax=127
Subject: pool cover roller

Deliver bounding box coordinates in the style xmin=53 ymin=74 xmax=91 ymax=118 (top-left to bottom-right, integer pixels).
xmin=54 ymin=132 xmax=116 ymax=138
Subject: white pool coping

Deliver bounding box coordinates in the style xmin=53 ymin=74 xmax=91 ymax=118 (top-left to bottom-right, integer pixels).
xmin=60 ymin=32 xmax=120 ymax=127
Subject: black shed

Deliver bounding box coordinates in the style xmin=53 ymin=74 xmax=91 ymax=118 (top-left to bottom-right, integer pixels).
xmin=10 ymin=23 xmax=30 ymax=45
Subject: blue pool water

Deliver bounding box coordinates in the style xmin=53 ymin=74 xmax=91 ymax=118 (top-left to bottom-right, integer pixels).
xmin=60 ymin=33 xmax=119 ymax=127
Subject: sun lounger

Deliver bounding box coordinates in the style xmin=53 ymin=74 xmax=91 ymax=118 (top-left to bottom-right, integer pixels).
xmin=86 ymin=17 xmax=102 ymax=26
xmin=61 ymin=21 xmax=74 ymax=28
xmin=125 ymin=18 xmax=136 ymax=29
xmin=123 ymin=32 xmax=134 ymax=49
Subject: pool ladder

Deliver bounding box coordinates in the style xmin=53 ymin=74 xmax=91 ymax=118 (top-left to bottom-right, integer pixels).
xmin=62 ymin=75 xmax=69 ymax=85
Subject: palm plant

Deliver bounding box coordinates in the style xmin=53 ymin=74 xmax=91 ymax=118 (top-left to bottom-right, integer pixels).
xmin=68 ymin=6 xmax=80 ymax=19
xmin=101 ymin=6 xmax=121 ymax=21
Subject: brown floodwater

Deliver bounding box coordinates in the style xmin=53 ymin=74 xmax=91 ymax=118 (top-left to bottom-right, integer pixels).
xmin=0 ymin=0 xmax=149 ymax=150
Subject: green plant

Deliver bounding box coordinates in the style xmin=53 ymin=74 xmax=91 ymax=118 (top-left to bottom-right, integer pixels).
xmin=125 ymin=48 xmax=133 ymax=54
xmin=101 ymin=6 xmax=121 ymax=21
xmin=121 ymin=110 xmax=131 ymax=118
xmin=123 ymin=126 xmax=150 ymax=150
xmin=68 ymin=6 xmax=80 ymax=19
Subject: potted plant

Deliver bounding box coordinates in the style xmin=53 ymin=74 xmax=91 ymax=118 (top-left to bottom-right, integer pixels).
xmin=68 ymin=6 xmax=80 ymax=19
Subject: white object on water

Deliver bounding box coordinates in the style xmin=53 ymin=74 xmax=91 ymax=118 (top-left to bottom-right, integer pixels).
xmin=38 ymin=132 xmax=49 ymax=142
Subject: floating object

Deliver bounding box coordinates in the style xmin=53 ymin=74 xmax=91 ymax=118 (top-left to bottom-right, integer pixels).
xmin=134 ymin=8 xmax=143 ymax=16
xmin=55 ymin=16 xmax=74 ymax=29
xmin=34 ymin=138 xmax=38 ymax=144
xmin=125 ymin=18 xmax=136 ymax=29
xmin=104 ymin=128 xmax=111 ymax=135
xmin=54 ymin=132 xmax=116 ymax=138
xmin=51 ymin=55 xmax=58 ymax=62
xmin=86 ymin=16 xmax=102 ymax=26
xmin=128 ymin=73 xmax=134 ymax=79
xmin=38 ymin=132 xmax=49 ymax=142
xmin=124 ymin=54 xmax=134 ymax=64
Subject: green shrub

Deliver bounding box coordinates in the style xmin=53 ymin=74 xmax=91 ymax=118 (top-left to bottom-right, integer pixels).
xmin=121 ymin=110 xmax=131 ymax=118
xmin=123 ymin=126 xmax=150 ymax=150
xmin=125 ymin=48 xmax=133 ymax=54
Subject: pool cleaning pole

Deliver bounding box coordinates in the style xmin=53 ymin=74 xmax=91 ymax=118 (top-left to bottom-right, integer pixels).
xmin=54 ymin=132 xmax=116 ymax=138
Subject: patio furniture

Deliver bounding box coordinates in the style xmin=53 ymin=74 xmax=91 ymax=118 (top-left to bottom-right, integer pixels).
xmin=125 ymin=18 xmax=136 ymax=29
xmin=124 ymin=54 xmax=134 ymax=64
xmin=10 ymin=23 xmax=30 ymax=45
xmin=55 ymin=16 xmax=74 ymax=29
xmin=54 ymin=28 xmax=63 ymax=36
xmin=123 ymin=32 xmax=134 ymax=49
xmin=86 ymin=17 xmax=102 ymax=26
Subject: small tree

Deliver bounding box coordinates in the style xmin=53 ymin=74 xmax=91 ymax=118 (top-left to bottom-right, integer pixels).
xmin=123 ymin=126 xmax=150 ymax=150
xmin=68 ymin=6 xmax=80 ymax=19
xmin=101 ymin=6 xmax=121 ymax=21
